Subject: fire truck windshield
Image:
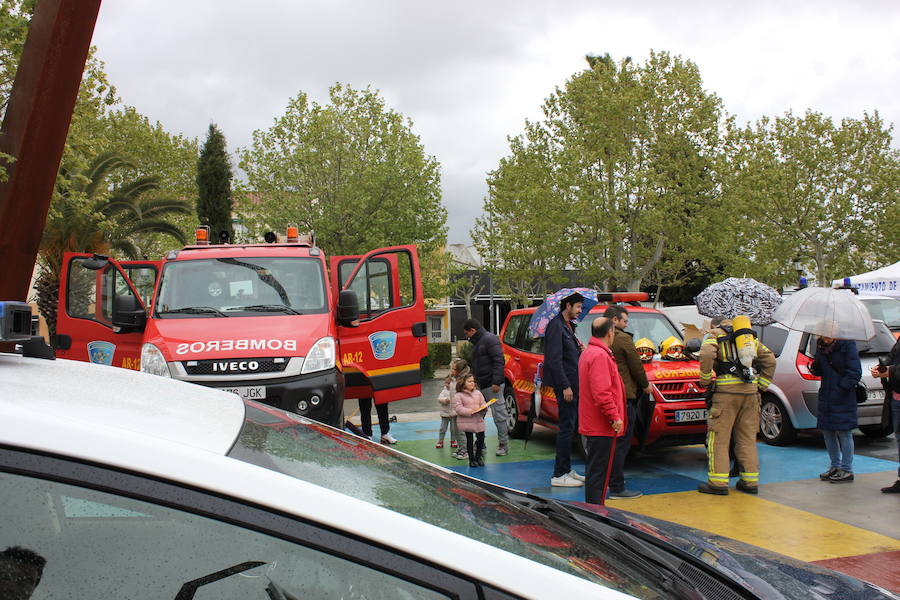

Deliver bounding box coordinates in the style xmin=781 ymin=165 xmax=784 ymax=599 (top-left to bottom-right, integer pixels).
xmin=155 ymin=257 xmax=328 ymax=317
xmin=574 ymin=311 xmax=681 ymax=349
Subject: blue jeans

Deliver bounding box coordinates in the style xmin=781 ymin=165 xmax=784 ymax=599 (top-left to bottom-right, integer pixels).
xmin=822 ymin=429 xmax=854 ymax=472
xmin=892 ymin=397 xmax=900 ymax=478
xmin=553 ymin=386 xmax=579 ymax=477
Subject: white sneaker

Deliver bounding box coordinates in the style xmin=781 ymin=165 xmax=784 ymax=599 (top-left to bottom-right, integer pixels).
xmin=380 ymin=433 xmax=398 ymax=444
xmin=551 ymin=473 xmax=584 ymax=487
xmin=568 ymin=470 xmax=585 ymax=482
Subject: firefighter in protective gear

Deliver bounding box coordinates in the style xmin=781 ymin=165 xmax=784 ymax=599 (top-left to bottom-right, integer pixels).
xmin=659 ymin=336 xmax=685 ymax=360
xmin=698 ymin=317 xmax=776 ymax=495
xmin=635 ymin=338 xmax=655 ymax=362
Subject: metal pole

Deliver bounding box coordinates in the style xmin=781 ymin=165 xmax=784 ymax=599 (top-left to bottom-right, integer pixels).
xmin=0 ymin=0 xmax=102 ymax=304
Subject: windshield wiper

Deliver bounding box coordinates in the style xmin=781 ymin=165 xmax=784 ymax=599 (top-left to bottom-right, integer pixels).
xmin=158 ymin=306 xmax=229 ymax=317
xmin=240 ymin=304 xmax=302 ymax=315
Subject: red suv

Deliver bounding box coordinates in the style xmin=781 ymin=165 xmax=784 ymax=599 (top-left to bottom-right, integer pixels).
xmin=499 ymin=294 xmax=708 ymax=449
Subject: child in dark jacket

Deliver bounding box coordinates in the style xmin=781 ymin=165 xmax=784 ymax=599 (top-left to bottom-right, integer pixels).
xmin=453 ymin=373 xmax=488 ymax=467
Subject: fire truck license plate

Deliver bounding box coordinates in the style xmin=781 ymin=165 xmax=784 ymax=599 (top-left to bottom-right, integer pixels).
xmin=675 ymin=409 xmax=708 ymax=423
xmin=220 ymin=386 xmax=266 ymax=400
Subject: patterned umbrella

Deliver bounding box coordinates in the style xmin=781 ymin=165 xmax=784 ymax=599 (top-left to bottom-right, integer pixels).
xmin=527 ymin=288 xmax=599 ymax=338
xmin=694 ymin=278 xmax=782 ymax=326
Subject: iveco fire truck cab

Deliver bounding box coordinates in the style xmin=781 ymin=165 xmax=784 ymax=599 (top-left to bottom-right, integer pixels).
xmin=55 ymin=227 xmax=428 ymax=427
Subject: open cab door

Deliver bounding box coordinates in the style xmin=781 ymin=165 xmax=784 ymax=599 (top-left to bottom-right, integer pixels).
xmin=55 ymin=253 xmax=156 ymax=370
xmin=330 ymin=245 xmax=428 ymax=404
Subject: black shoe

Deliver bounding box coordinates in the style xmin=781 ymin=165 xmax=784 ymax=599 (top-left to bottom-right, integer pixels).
xmin=697 ymin=483 xmax=728 ymax=495
xmin=469 ymin=460 xmax=478 ymax=467
xmin=829 ymin=469 xmax=854 ymax=483
xmin=476 ymin=455 xmax=485 ymax=467
xmin=819 ymin=467 xmax=839 ymax=481
xmin=881 ymin=480 xmax=900 ymax=493
xmin=735 ymin=479 xmax=759 ymax=495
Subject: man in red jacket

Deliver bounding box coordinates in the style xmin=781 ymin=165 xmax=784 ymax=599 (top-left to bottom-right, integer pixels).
xmin=578 ymin=317 xmax=626 ymax=505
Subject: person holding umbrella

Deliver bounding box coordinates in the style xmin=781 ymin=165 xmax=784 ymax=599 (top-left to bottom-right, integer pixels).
xmin=698 ymin=317 xmax=776 ymax=495
xmin=871 ymin=335 xmax=900 ymax=493
xmin=545 ymin=291 xmax=586 ymax=487
xmin=810 ymin=334 xmax=862 ymax=484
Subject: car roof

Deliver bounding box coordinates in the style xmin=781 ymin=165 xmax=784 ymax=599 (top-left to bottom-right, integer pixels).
xmin=0 ymin=353 xmax=616 ymax=598
xmin=0 ymin=354 xmax=244 ymax=454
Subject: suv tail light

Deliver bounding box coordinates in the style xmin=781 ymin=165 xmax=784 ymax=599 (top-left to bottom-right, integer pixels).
xmin=796 ymin=352 xmax=820 ymax=380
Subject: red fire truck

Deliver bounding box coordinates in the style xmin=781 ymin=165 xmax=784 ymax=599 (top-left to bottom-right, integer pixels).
xmin=499 ymin=294 xmax=709 ymax=449
xmin=54 ymin=227 xmax=428 ymax=427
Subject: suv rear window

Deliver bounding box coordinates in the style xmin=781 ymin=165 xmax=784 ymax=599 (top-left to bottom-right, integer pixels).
xmin=760 ymin=326 xmax=789 ymax=357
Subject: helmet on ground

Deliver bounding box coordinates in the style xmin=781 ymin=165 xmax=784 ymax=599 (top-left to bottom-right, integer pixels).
xmin=635 ymin=337 xmax=655 ymax=362
xmin=660 ymin=336 xmax=685 ymax=360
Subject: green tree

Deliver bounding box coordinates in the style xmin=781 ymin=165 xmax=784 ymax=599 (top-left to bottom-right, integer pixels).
xmin=722 ymin=110 xmax=900 ymax=286
xmin=482 ymin=52 xmax=726 ymax=292
xmin=34 ymin=152 xmax=192 ymax=339
xmin=238 ymin=83 xmax=447 ymax=275
xmin=197 ymin=123 xmax=233 ymax=241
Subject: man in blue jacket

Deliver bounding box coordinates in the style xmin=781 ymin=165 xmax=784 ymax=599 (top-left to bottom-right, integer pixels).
xmin=544 ymin=292 xmax=585 ymax=487
xmin=463 ymin=318 xmax=511 ymax=456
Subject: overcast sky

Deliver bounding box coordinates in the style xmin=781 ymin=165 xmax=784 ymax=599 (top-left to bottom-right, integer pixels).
xmin=91 ymin=1 xmax=900 ymax=245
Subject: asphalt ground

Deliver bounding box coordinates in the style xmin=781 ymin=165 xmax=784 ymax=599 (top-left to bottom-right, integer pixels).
xmin=345 ymin=373 xmax=900 ymax=594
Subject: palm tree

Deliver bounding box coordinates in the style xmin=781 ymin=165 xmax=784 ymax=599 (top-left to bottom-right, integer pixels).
xmin=34 ymin=151 xmax=192 ymax=341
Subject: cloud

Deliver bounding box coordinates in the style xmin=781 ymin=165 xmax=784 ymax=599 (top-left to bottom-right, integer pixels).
xmin=92 ymin=0 xmax=900 ymax=245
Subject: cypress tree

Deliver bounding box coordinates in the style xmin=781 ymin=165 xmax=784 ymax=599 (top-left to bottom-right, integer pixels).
xmin=196 ymin=123 xmax=233 ymax=242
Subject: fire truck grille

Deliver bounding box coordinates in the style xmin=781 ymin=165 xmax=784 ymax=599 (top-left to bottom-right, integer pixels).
xmin=182 ymin=358 xmax=289 ymax=376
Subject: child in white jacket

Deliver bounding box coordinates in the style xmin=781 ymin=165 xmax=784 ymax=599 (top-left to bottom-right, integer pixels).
xmin=437 ymin=359 xmax=468 ymax=459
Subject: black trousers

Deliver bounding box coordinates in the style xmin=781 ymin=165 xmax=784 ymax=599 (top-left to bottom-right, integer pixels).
xmin=358 ymin=398 xmax=390 ymax=437
xmin=608 ymin=402 xmax=636 ymax=492
xmin=585 ymin=435 xmax=617 ymax=505
xmin=465 ymin=431 xmax=485 ymax=459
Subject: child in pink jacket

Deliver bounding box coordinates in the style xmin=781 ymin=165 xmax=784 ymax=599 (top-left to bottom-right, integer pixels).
xmin=453 ymin=373 xmax=488 ymax=467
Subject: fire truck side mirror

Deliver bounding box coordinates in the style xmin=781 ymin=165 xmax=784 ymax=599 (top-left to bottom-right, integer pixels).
xmin=111 ymin=294 xmax=147 ymax=334
xmin=337 ymin=290 xmax=360 ymax=326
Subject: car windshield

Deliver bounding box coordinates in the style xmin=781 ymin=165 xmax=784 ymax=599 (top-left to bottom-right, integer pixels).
xmin=862 ymin=298 xmax=900 ymax=329
xmin=229 ymin=403 xmax=670 ymax=598
xmin=155 ymin=257 xmax=327 ymax=316
xmin=575 ymin=310 xmax=681 ymax=349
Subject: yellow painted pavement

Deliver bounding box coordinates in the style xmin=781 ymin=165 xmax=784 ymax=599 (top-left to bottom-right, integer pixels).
xmin=606 ymin=490 xmax=900 ymax=562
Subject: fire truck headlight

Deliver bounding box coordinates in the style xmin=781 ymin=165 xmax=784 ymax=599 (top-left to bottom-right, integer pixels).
xmin=141 ymin=343 xmax=171 ymax=377
xmin=301 ymin=337 xmax=335 ymax=374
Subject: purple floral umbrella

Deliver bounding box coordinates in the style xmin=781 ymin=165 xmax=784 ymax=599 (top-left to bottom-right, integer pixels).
xmin=527 ymin=287 xmax=599 ymax=338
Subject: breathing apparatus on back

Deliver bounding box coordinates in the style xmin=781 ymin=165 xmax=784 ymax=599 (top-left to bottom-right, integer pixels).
xmin=714 ymin=315 xmax=758 ymax=382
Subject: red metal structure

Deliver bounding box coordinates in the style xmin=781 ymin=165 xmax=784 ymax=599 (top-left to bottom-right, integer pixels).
xmin=0 ymin=0 xmax=101 ymax=321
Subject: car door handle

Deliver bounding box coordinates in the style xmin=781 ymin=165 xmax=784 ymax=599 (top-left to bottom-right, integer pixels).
xmin=412 ymin=322 xmax=427 ymax=337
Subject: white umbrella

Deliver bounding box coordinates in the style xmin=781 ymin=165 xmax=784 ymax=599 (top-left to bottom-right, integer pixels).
xmin=773 ymin=287 xmax=875 ymax=340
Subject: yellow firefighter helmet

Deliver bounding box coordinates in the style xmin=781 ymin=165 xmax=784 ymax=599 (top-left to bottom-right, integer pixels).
xmin=635 ymin=337 xmax=655 ymax=362
xmin=660 ymin=336 xmax=685 ymax=360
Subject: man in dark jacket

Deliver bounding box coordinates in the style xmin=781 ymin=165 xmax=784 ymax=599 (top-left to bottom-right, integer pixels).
xmin=544 ymin=293 xmax=585 ymax=487
xmin=603 ymin=305 xmax=651 ymax=499
xmin=463 ymin=318 xmax=510 ymax=455
xmin=871 ymin=335 xmax=900 ymax=493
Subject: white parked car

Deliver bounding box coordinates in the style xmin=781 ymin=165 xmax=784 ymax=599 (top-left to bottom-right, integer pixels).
xmin=1 ymin=350 xmax=897 ymax=599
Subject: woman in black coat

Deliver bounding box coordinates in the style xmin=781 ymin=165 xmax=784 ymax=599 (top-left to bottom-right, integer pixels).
xmin=810 ymin=336 xmax=862 ymax=483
